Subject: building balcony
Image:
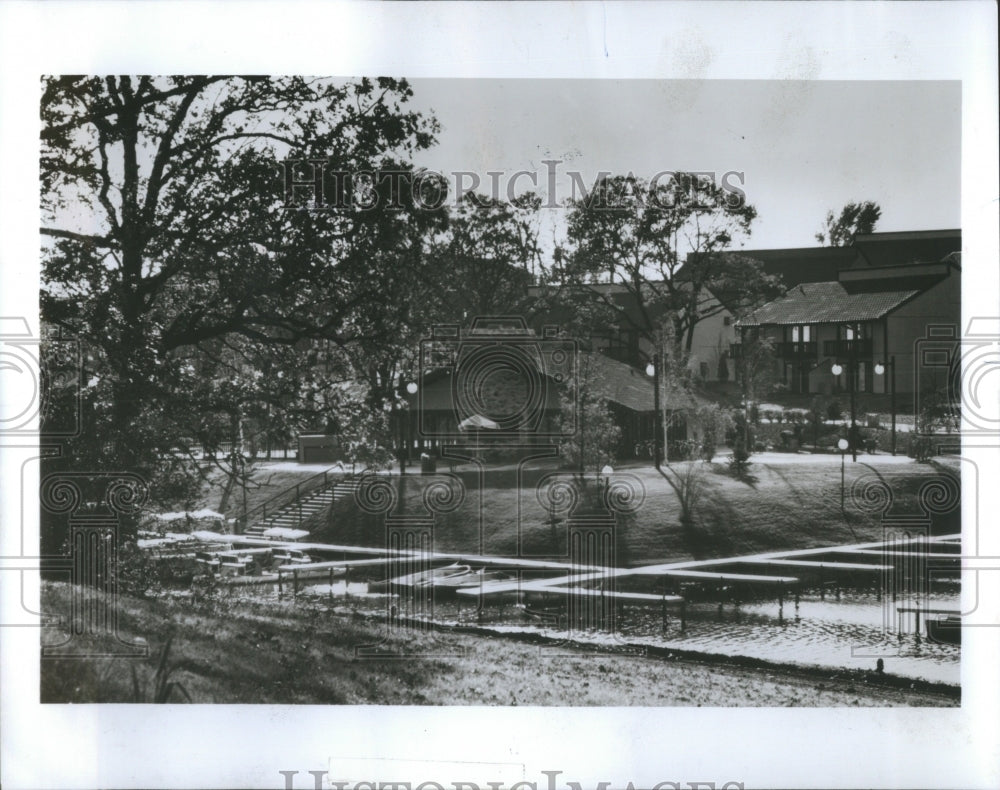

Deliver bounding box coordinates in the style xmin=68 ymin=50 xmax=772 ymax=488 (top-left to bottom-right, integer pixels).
xmin=823 ymin=339 xmax=873 ymax=358
xmin=775 ymin=341 xmax=817 ymax=359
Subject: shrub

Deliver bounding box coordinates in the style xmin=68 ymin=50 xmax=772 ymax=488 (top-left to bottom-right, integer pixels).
xmin=728 ymin=443 xmax=752 ymax=478
xmin=826 ymin=399 xmax=844 ymax=422
xmin=667 ymin=439 xmax=698 ymax=461
xmin=787 ymin=409 xmax=808 ymax=424
xmin=749 ymin=403 xmax=760 ymax=425
xmin=909 ymin=435 xmax=936 ymax=462
xmin=696 ymin=404 xmax=735 ymax=463
xmin=817 ymin=433 xmax=840 ymax=449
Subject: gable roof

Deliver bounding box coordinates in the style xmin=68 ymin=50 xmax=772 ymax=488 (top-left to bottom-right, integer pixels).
xmin=737 ymin=281 xmax=919 ymax=327
xmin=580 ymin=351 xmax=654 ymax=412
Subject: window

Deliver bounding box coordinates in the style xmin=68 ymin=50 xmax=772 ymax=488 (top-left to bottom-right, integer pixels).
xmin=723 ymin=316 xmax=732 ymax=326
xmin=840 ymin=323 xmax=871 ymax=340
xmin=789 ymin=324 xmax=811 ymax=342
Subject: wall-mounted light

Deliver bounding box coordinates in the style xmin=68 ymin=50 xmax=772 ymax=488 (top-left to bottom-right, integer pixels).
xmin=406 ymin=381 xmax=418 ymax=395
xmin=645 ymin=362 xmax=655 ymax=377
xmin=831 ymin=363 xmax=843 ymax=376
xmin=874 ymin=362 xmax=885 ymax=376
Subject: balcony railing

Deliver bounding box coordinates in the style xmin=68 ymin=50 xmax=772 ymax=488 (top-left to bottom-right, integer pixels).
xmin=823 ymin=339 xmax=873 ymax=358
xmin=776 ymin=341 xmax=817 ymax=359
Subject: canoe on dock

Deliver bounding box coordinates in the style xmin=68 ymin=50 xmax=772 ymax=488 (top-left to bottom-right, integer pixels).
xmin=368 ymin=562 xmax=472 ymax=593
xmin=423 ymin=568 xmax=514 ymax=593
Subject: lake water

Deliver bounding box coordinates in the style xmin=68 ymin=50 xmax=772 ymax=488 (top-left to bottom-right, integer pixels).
xmin=289 ymin=582 xmax=960 ymax=686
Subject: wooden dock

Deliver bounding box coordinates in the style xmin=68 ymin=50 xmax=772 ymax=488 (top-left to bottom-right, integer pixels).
xmin=176 ymin=530 xmax=960 ymax=611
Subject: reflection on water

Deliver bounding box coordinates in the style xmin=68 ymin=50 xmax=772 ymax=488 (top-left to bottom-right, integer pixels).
xmin=272 ymin=583 xmax=960 ymax=685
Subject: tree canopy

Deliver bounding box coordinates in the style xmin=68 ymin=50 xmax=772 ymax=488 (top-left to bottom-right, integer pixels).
xmin=40 ymin=76 xmax=443 ymax=500
xmin=558 ymin=173 xmax=780 ymax=356
xmin=815 ymin=201 xmax=882 ymax=246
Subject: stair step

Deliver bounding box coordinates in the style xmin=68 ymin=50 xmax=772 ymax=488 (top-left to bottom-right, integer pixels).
xmin=240 ymin=474 xmax=361 ymax=533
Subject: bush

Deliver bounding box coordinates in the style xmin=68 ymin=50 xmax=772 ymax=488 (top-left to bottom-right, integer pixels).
xmin=749 ymin=403 xmax=760 ymax=425
xmin=826 ymin=399 xmax=844 ymax=422
xmin=909 ymin=435 xmax=936 ymax=462
xmin=696 ymin=404 xmax=735 ymax=463
xmin=667 ymin=439 xmax=698 ymax=461
xmin=817 ymin=433 xmax=840 ymax=449
xmin=787 ymin=409 xmax=808 ymax=424
xmin=728 ymin=444 xmax=752 ymax=478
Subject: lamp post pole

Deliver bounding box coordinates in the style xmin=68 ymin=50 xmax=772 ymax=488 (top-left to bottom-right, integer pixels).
xmin=398 ymin=381 xmax=419 ymax=476
xmin=838 ymin=437 xmax=849 ymax=513
xmin=875 ymin=356 xmax=897 ymax=456
xmin=652 ymin=355 xmax=662 ymax=470
xmin=646 ymin=351 xmax=662 ymax=471
xmin=849 ymin=332 xmax=858 ymax=463
xmin=890 ymin=355 xmax=897 ymax=456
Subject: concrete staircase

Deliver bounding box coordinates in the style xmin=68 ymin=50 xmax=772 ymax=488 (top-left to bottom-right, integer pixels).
xmin=242 ymin=476 xmax=361 ymax=537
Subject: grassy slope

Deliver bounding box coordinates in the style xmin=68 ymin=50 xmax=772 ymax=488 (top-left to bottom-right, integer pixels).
xmin=313 ymin=456 xmax=960 ymax=565
xmin=40 ymin=583 xmax=956 ymax=707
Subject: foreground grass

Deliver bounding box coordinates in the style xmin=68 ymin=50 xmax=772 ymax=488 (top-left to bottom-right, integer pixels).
xmin=41 ymin=582 xmax=956 ymax=707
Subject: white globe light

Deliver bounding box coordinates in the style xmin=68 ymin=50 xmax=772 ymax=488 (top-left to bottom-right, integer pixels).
xmin=406 ymin=381 xmax=418 ymax=394
xmin=874 ymin=363 xmax=885 ymax=376
xmin=645 ymin=363 xmax=655 ymax=377
xmin=601 ymin=465 xmax=614 ymax=475
xmin=831 ymin=363 xmax=843 ymax=376
xmin=837 ymin=438 xmax=849 ymax=450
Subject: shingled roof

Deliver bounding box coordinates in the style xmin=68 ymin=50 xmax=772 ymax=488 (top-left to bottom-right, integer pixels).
xmin=737 ymin=281 xmax=919 ymax=327
xmin=581 ymin=352 xmax=707 ymax=412
xmin=581 ymin=351 xmax=655 ymax=412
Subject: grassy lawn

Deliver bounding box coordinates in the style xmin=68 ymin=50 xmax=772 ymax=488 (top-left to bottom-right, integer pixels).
xmin=39 ymin=582 xmax=957 ymax=706
xmin=312 ymin=454 xmax=960 ymax=566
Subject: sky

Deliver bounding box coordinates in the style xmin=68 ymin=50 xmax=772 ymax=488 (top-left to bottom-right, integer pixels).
xmin=405 ymin=79 xmax=961 ymax=251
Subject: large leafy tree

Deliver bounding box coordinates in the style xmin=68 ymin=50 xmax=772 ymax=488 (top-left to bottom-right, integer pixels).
xmin=40 ymin=76 xmax=441 ymax=505
xmin=815 ymin=201 xmax=882 ymax=246
xmin=427 ymin=192 xmax=543 ymax=318
xmin=558 ymin=173 xmax=780 ymax=358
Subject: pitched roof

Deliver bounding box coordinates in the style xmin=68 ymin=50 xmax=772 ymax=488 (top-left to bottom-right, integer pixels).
xmin=737 ymin=281 xmax=919 ymax=326
xmin=581 ymin=352 xmax=708 ymax=412
xmin=580 ymin=351 xmax=655 ymax=411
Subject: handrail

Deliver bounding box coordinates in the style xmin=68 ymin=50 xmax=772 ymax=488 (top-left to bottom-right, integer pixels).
xmin=234 ymin=463 xmax=350 ymax=533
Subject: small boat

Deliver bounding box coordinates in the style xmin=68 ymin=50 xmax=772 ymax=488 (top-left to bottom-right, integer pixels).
xmin=368 ymin=563 xmax=471 ymax=593
xmin=926 ymin=615 xmax=961 ymax=644
xmin=422 ymin=568 xmax=513 ymax=593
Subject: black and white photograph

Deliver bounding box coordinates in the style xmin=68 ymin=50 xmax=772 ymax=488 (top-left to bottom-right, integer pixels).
xmin=2 ymin=2 xmax=998 ymax=789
